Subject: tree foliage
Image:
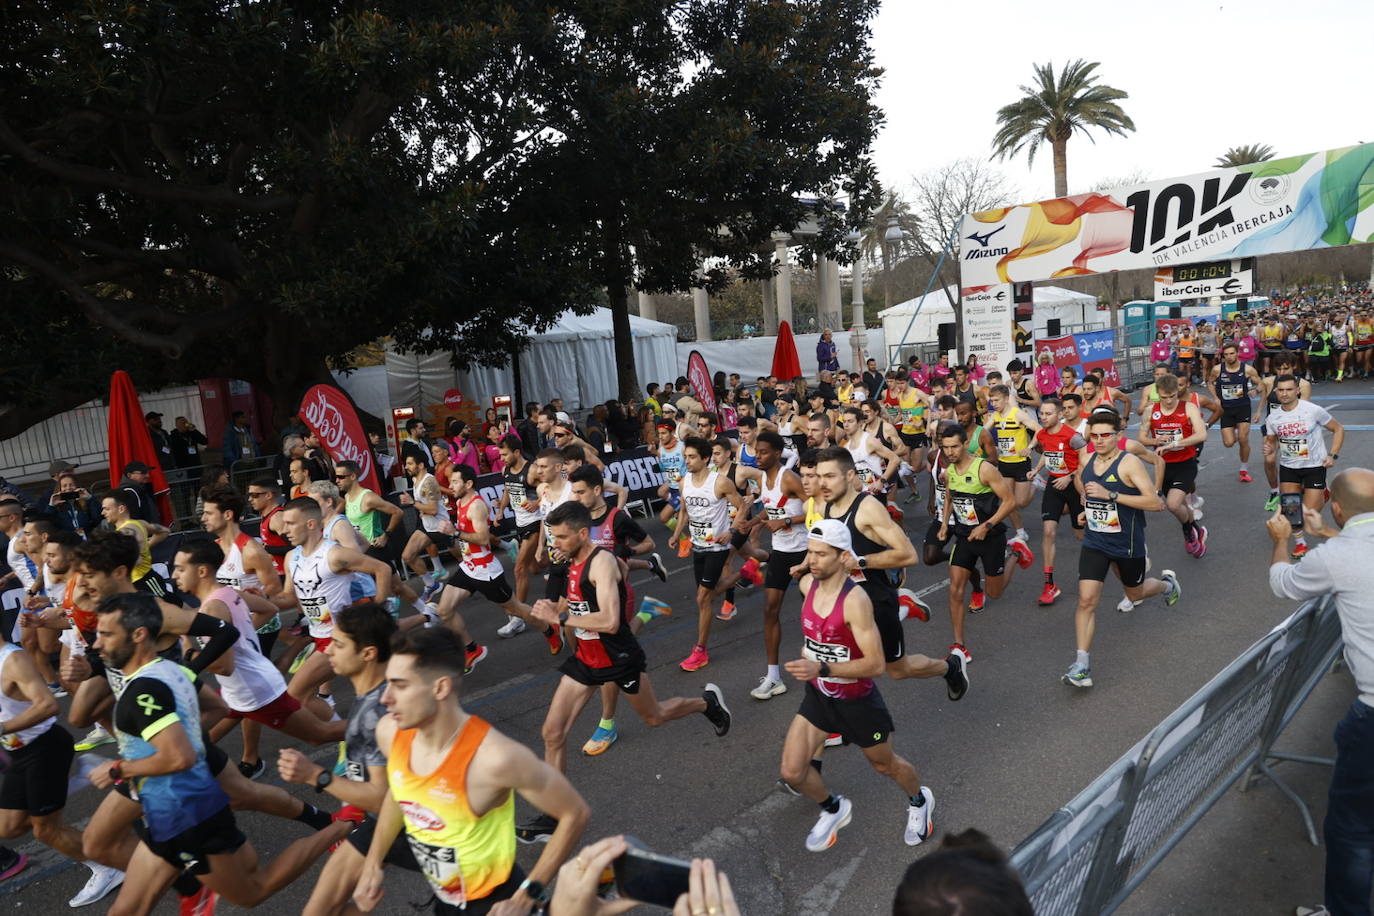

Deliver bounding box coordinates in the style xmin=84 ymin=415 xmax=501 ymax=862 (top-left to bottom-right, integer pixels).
xmin=991 ymin=59 xmax=1135 ymax=197
xmin=0 ymin=0 xmax=884 ymax=434
xmin=1215 ymin=144 xmax=1275 ymax=168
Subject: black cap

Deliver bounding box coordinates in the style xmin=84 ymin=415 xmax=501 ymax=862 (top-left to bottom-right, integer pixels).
xmin=144 ymin=411 xmax=163 ymax=420
xmin=123 ymin=461 xmax=153 ymax=474
xmin=47 ymin=459 xmax=77 ymax=477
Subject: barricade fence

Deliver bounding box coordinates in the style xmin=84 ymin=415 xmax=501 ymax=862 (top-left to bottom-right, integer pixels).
xmin=1010 ymin=595 xmax=1341 ymax=916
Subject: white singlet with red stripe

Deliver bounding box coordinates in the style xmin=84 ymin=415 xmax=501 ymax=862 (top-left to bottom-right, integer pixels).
xmin=216 ymin=532 xmax=262 ymax=591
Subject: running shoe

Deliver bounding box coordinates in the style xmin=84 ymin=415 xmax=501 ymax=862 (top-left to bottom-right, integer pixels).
xmin=750 ymin=676 xmax=787 ymax=700
xmin=944 ymin=649 xmax=969 ymax=702
xmin=638 ymin=596 xmax=672 ymax=620
xmin=464 ymin=644 xmax=488 ymax=674
xmin=716 ymin=600 xmax=738 ymax=622
xmin=237 ymin=758 xmax=265 ymax=781
xmin=701 ymin=683 xmax=732 ymax=736
xmin=1265 ymin=493 xmax=1280 ymax=512
xmin=420 ymin=580 xmax=444 ymax=603
xmin=1038 ymin=583 xmax=1062 ymax=606
xmin=496 ymin=616 xmax=527 ymax=638
xmin=581 ymin=724 xmax=619 ymax=756
xmin=1186 ymin=493 xmax=1205 ymax=512
xmin=904 ymin=787 xmax=936 ymax=846
xmin=1291 ymin=542 xmax=1309 ymax=559
xmin=897 ymin=589 xmax=930 ymax=623
xmin=968 ymin=591 xmax=986 ymax=614
xmin=48 ymin=682 xmax=68 ymax=698
xmin=70 ymin=863 xmax=124 ymax=908
xmin=1192 ymin=525 xmax=1208 ymax=558
xmin=1162 ymin=569 xmax=1182 ymax=607
xmin=288 ymin=643 xmax=315 ymax=674
xmin=823 ymin=733 xmax=844 ymax=747
xmin=516 ymin=813 xmax=558 ymax=845
xmin=949 ymin=642 xmax=973 ymax=663
xmin=1238 ymin=469 xmax=1253 ymax=483
xmin=178 ymin=886 xmax=218 ymax=916
xmin=0 ymin=849 xmax=26 ymax=884
xmin=544 ymin=626 xmax=563 ymax=655
xmin=647 ymin=552 xmax=668 ymax=583
xmin=805 ymin=796 xmax=853 ymax=852
xmin=679 ymin=645 xmax=710 ymax=671
xmin=1009 ymin=538 xmax=1034 ymax=570
xmin=739 ymin=558 xmax=764 ymax=587
xmin=677 ymin=537 xmax=692 ymax=558
xmin=1118 ymin=596 xmax=1142 ymax=613
xmin=1062 ymin=661 xmax=1093 ymax=688
xmin=886 ymin=504 xmax=905 ymax=524
xmin=75 ymin=725 xmax=116 ymax=752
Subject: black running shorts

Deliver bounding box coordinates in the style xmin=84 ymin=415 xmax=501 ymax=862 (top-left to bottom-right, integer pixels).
xmin=692 ymin=549 xmax=730 ymax=590
xmin=347 ymin=816 xmax=422 ymax=869
xmin=949 ymin=529 xmax=1007 ymax=577
xmin=764 ymin=550 xmax=806 ymax=591
xmin=1220 ymin=405 xmax=1252 ymax=429
xmin=144 ymin=805 xmax=246 ymax=875
xmin=431 ymin=868 xmax=527 ymax=916
xmin=0 ymin=726 xmax=73 ymax=817
xmin=1279 ymin=465 xmax=1328 ymax=490
xmin=446 ymin=567 xmax=515 ymax=605
xmin=1161 ymin=458 xmax=1198 ymax=493
xmin=996 ymin=459 xmax=1030 ymax=482
xmin=559 ymin=651 xmax=648 ymax=694
xmin=797 ymin=681 xmax=894 ymax=748
xmin=899 ymin=432 xmax=929 ymax=450
xmin=544 ymin=563 xmax=569 ymax=602
xmin=1078 ymin=546 xmax=1147 ymax=588
xmin=1040 ymin=482 xmax=1084 ymax=529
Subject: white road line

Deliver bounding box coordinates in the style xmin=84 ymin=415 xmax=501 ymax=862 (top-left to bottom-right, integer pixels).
xmin=464 ymin=672 xmax=537 ymax=705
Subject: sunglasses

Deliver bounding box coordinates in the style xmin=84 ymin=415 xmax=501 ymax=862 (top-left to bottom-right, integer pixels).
xmin=247 ymin=491 xmax=271 ymax=498
xmin=333 ymin=474 xmax=351 ymax=481
xmin=1088 ymin=431 xmax=1118 ymax=439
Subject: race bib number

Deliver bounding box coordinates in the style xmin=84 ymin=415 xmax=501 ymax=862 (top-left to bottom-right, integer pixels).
xmin=406 ymin=837 xmax=462 ymax=902
xmin=1045 ymin=451 xmax=1067 ymax=473
xmin=996 ymin=435 xmax=1017 ymax=458
xmin=567 ymin=599 xmax=597 ymax=641
xmin=344 ymin=759 xmax=367 ymax=782
xmin=802 ymin=635 xmax=851 ymax=665
xmin=933 ymin=486 xmax=945 ymax=515
xmin=1221 ymin=383 xmax=1244 ymax=400
xmin=664 ymin=466 xmax=684 ymax=485
xmin=856 ymin=465 xmax=876 ymax=484
xmin=689 ymin=519 xmax=714 ymax=547
xmin=1279 ymin=436 xmax=1309 ymax=460
xmin=1085 ymin=498 xmax=1121 ymax=534
xmin=0 ymin=733 xmax=23 ymax=751
xmin=300 ymin=595 xmax=329 ymax=622
xmin=1157 ymin=428 xmax=1182 ymax=447
xmin=950 ymin=494 xmax=979 ymax=527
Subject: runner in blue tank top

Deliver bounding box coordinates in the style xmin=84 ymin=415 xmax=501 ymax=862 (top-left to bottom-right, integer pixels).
xmin=1065 ymin=410 xmax=1182 ymax=689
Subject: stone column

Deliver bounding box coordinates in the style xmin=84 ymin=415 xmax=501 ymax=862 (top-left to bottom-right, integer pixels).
xmin=850 ymin=257 xmax=867 ymax=371
xmin=817 ymin=254 xmax=833 ymax=331
xmin=637 ymin=290 xmax=657 ymax=321
xmin=825 ymin=257 xmax=843 ymax=330
xmin=760 ymin=275 xmax=777 ymax=336
xmin=772 ymin=232 xmax=794 ymax=329
xmin=692 ymin=283 xmax=711 ymax=342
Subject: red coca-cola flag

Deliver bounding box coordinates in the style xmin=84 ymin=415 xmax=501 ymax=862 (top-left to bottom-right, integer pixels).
xmin=299 ymin=385 xmax=381 ymax=494
xmin=686 ymin=350 xmax=718 ymax=416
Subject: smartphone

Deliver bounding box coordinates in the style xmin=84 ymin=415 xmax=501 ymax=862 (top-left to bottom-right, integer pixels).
xmin=58 ymin=491 xmax=80 ymax=502
xmin=1280 ymin=492 xmax=1303 ymax=529
xmin=614 ymin=837 xmax=691 ymax=909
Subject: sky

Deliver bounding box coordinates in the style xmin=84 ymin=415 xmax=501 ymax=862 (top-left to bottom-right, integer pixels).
xmin=868 ymin=0 xmax=1372 ymax=204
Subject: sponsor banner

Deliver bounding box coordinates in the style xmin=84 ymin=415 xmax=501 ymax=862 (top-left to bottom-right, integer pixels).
xmin=960 ymin=283 xmax=1015 ymax=373
xmin=474 ymin=447 xmax=666 ymax=525
xmin=1034 ymin=329 xmax=1119 ymax=385
xmin=686 ymin=350 xmax=718 ymax=416
xmin=1154 ymin=271 xmax=1253 ymax=300
xmin=299 ymin=384 xmax=381 ymax=493
xmin=959 ymin=143 xmax=1374 ymax=287
xmin=1155 ymin=317 xmax=1199 ymax=336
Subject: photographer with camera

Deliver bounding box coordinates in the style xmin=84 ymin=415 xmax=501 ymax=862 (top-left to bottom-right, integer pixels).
xmin=48 ymin=472 xmax=101 ymax=538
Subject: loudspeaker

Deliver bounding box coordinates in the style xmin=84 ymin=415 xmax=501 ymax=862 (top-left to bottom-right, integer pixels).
xmin=1238 ymin=297 xmax=1249 ymax=313
xmin=1169 ymin=305 xmax=1182 ymax=319
xmin=1046 ymin=318 xmax=1062 ymax=337
xmin=937 ymin=323 xmax=956 ymax=352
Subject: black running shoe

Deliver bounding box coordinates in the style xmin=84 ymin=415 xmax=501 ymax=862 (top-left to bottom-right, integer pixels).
xmin=944 ymin=648 xmax=970 ymax=702
xmin=702 ymin=683 xmax=732 ymax=736
xmin=516 ymin=813 xmax=558 ymax=844
xmin=648 ymin=552 xmax=668 ymax=583
xmin=237 ymin=758 xmax=266 ymax=781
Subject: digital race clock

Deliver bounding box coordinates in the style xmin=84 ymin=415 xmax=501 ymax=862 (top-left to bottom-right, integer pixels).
xmin=1170 ymin=261 xmax=1232 ymax=282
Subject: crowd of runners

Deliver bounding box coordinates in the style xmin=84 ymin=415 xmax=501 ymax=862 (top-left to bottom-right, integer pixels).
xmin=0 ymin=293 xmax=1356 ymax=914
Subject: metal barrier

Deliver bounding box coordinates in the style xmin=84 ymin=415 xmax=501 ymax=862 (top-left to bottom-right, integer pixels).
xmin=1010 ymin=595 xmax=1342 ymax=916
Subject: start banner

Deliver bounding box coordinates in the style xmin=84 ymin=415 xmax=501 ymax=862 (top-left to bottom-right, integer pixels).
xmin=1034 ymin=329 xmax=1120 ymax=386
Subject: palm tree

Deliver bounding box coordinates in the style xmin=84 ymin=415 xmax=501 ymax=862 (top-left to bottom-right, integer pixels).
xmin=1214 ymin=144 xmax=1275 ymax=168
xmin=991 ymin=60 xmax=1136 ymax=198
xmin=859 ymin=189 xmax=919 ymax=310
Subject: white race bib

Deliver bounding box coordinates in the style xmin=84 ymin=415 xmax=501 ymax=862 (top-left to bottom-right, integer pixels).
xmin=950 ymin=494 xmax=979 ymax=526
xmin=1085 ymin=498 xmax=1122 ymax=533
xmin=1279 ymin=436 xmax=1309 ymax=460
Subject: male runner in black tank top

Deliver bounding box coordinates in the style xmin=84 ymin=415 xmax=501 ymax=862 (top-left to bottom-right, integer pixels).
xmin=813 ymin=448 xmax=967 ymax=697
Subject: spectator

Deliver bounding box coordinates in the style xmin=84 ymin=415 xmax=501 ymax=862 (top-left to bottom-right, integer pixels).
xmin=1150 ymin=330 xmax=1173 ymax=366
xmin=516 ymin=401 xmax=541 ymax=453
xmin=863 ymin=357 xmax=886 ymax=401
xmin=816 ymin=327 xmax=840 ymax=372
xmin=607 ymin=400 xmax=639 ymax=450
xmin=117 ymin=461 xmax=158 ymax=524
xmin=585 ymin=404 xmax=612 ymax=454
xmin=892 ymin=828 xmax=1033 ymax=916
xmin=481 ymin=406 xmax=500 ymax=440
xmin=274 ymin=434 xmax=306 ymax=493
xmin=1268 ymin=468 xmax=1374 ymax=916
xmin=48 ymin=472 xmax=101 ymax=537
xmin=192 ymin=466 xmax=231 ymax=519
xmin=479 ymin=423 xmax=505 ymax=473
xmin=222 ymin=410 xmax=258 ymax=467
xmin=967 ymin=353 xmax=988 ymax=382
xmin=169 ymin=416 xmax=208 ymax=469
xmin=400 ymin=418 xmax=434 ymax=481
xmin=816 ymin=370 xmax=838 ymax=407
xmin=645 ymin=383 xmax=664 ymax=416
xmin=931 ymin=353 xmax=953 ymax=380
xmin=144 ymin=411 xmax=174 ymax=469
xmin=1034 ymin=350 xmax=1060 ymax=397
xmin=300 ymin=431 xmax=334 ymax=481
xmin=445 ymin=419 xmax=482 ymax=477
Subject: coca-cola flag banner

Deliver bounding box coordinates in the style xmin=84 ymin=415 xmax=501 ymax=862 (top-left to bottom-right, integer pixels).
xmin=1033 ymin=329 xmax=1120 ymax=387
xmin=686 ymin=350 xmax=717 ymax=416
xmin=299 ymin=384 xmax=382 ymax=493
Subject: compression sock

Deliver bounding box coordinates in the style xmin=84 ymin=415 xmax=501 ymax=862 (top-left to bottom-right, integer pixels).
xmin=295 ymin=802 xmax=334 ymax=830
xmin=820 ymin=794 xmax=841 ymax=814
xmin=970 ymin=568 xmax=984 ymax=593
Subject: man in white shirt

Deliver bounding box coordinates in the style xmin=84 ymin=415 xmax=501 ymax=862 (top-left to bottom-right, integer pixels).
xmin=1263 ymin=375 xmax=1344 ymax=558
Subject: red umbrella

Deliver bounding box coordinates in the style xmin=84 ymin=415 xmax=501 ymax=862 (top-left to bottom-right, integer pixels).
xmin=771 ymin=320 xmax=802 ymax=380
xmin=107 ymin=370 xmax=173 ymax=525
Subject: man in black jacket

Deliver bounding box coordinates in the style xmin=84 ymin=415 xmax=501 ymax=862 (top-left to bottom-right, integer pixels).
xmin=117 ymin=461 xmax=158 ymax=524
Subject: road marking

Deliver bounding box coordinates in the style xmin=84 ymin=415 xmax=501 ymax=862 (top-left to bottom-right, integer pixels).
xmin=465 ymin=672 xmax=537 ymax=705
xmin=795 ymin=852 xmax=867 ymax=916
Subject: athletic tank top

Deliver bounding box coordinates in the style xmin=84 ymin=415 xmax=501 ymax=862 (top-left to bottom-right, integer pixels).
xmin=1081 ymin=452 xmax=1147 ymax=558
xmin=966 ymin=424 xmax=988 ymax=459
xmin=658 ymin=441 xmax=686 ymax=489
xmin=5 ymin=538 xmax=36 ymax=591
xmin=566 ymin=547 xmax=638 ymax=668
xmin=846 ymin=431 xmax=884 ymax=487
xmin=1035 ymin=425 xmax=1082 ymax=478
xmin=503 ymin=463 xmax=540 ymax=527
xmin=897 ymin=391 xmax=926 ymax=435
xmin=539 ymin=480 xmax=572 ymax=556
xmin=804 ymin=497 xmax=824 ymax=530
xmin=1147 ymin=402 xmax=1197 ymax=463
xmin=588 ymin=507 xmax=623 ymax=553
xmin=0 ymin=644 xmax=56 ymax=750
xmin=61 ymin=572 xmax=96 ymax=635
xmin=683 ymin=470 xmax=730 ymax=552
xmin=738 ymin=442 xmax=759 ymax=469
xmin=204 ymin=586 xmax=286 ymax=712
xmin=1216 ymin=366 xmax=1251 ymax=407
xmin=823 ymin=493 xmax=895 ymax=602
xmin=258 ymin=504 xmax=288 ymax=576
xmin=931 ymin=448 xmax=949 ymax=518
xmin=344 ymin=488 xmax=383 ymax=541
xmin=800 ymin=578 xmax=873 ymax=700
xmin=454 ymin=496 xmax=500 ymax=580
xmin=116 ymin=518 xmax=154 ymax=581
xmin=1261 ymin=323 xmax=1283 ymax=345
xmin=291 ymin=538 xmax=352 ymax=638
xmin=216 ymin=532 xmax=262 ymax=591
xmin=762 ymin=467 xmax=807 ymax=553
xmin=1177 ymin=335 xmax=1195 ymax=359
xmin=946 ymin=457 xmax=1001 ymax=533
xmin=990 ymin=407 xmax=1031 ymax=463
xmin=387 ymin=717 xmax=516 ymax=907
xmin=1356 ymin=320 xmax=1374 ymax=345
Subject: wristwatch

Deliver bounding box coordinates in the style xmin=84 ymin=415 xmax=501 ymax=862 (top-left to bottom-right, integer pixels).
xmin=1331 ymin=453 xmax=1340 ymax=461
xmin=818 ymin=661 xmax=832 ymax=678
xmin=856 ymin=556 xmax=868 ymax=570
xmin=314 ymin=770 xmax=333 ymax=793
xmin=517 ymin=877 xmax=551 ymax=906
xmin=1109 ymin=491 xmax=1118 ymax=503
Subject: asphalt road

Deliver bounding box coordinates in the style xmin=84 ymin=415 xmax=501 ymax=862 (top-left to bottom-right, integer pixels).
xmin=5 ymin=378 xmax=1374 ymax=915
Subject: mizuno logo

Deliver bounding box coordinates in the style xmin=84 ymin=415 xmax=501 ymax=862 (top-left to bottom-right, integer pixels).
xmin=966 ymin=226 xmax=1005 ymax=248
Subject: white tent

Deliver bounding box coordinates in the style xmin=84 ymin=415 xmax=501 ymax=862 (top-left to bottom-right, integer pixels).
xmin=384 ymin=308 xmax=679 ymax=414
xmin=879 ymin=284 xmax=1105 ymax=353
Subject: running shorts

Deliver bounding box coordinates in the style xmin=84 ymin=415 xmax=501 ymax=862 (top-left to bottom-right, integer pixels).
xmin=1040 ymin=482 xmax=1084 ymax=529
xmin=347 ymin=815 xmax=422 ymax=869
xmin=923 ymin=520 xmax=950 ymax=550
xmin=515 ymin=521 xmax=541 ymax=543
xmin=424 ymin=530 xmax=454 ymax=550
xmin=1279 ymin=465 xmax=1327 ymax=490
xmin=949 ymin=529 xmax=1008 ymax=577
xmin=226 ymin=691 xmax=303 ymax=730
xmin=797 ymin=681 xmax=894 ymax=749
xmin=692 ymin=549 xmax=729 ymax=590
xmin=1161 ymin=458 xmax=1198 ymax=493
xmin=0 ymin=725 xmax=74 ymax=817
xmin=899 ymin=432 xmax=929 ymax=451
xmin=544 ymin=563 xmax=569 ymax=602
xmin=730 ymin=529 xmax=750 ymax=551
xmin=1220 ymin=405 xmax=1252 ymax=428
xmin=764 ymin=550 xmax=806 ymax=591
xmin=145 ymin=805 xmax=246 ymax=875
xmin=1078 ymin=546 xmax=1147 ymax=588
xmin=995 ymin=459 xmax=1030 ymax=482
xmin=867 ymin=592 xmax=904 ymax=663
xmin=559 ymin=650 xmax=648 ymax=694
xmin=446 ymin=567 xmax=515 ymax=605
xmin=431 ymin=868 xmax=527 ymax=916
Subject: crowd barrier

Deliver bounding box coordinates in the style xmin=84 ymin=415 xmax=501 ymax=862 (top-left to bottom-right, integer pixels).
xmin=1010 ymin=595 xmax=1342 ymax=915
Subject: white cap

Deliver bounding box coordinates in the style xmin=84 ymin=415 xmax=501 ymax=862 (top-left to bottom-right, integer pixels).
xmin=807 ymin=519 xmax=853 ymax=554
xmin=556 ymin=411 xmax=573 ymax=424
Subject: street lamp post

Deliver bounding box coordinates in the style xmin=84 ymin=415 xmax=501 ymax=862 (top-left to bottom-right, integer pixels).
xmin=847 ymin=229 xmax=866 ymax=373
xmin=882 ymin=216 xmax=906 ymax=314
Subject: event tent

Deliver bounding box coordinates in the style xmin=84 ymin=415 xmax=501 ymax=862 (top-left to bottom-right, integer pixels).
xmin=879 ymin=284 xmax=1106 ymax=352
xmin=384 ymin=308 xmax=679 ymax=414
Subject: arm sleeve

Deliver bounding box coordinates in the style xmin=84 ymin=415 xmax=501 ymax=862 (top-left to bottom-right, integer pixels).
xmin=114 ymin=677 xmax=181 ymax=741
xmin=1268 ymin=547 xmax=1332 ymax=602
xmin=184 ymin=613 xmax=240 ymax=674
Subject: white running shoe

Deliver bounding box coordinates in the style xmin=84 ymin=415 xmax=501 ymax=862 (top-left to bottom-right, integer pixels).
xmin=69 ymin=863 xmax=123 ymax=907
xmin=1186 ymin=493 xmax=1205 ymax=512
xmin=904 ymin=787 xmax=935 ymax=846
xmin=1117 ymin=596 xmax=1143 ymax=613
xmin=497 ymin=616 xmax=527 ymax=638
xmin=749 ymin=676 xmax=787 ymax=700
xmin=74 ymin=725 xmax=115 ymax=752
xmin=805 ymin=796 xmax=853 ymax=851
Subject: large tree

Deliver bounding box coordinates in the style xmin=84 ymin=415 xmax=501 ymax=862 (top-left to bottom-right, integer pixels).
xmin=991 ymin=59 xmax=1135 ymax=198
xmin=1215 ymin=143 xmax=1275 ymax=168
